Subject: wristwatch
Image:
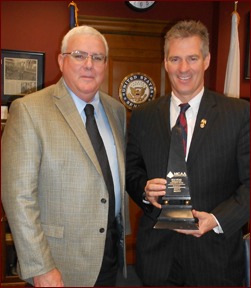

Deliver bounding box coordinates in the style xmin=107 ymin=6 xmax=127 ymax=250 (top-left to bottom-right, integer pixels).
xmin=142 ymin=192 xmax=151 ymax=204
xmin=126 ymin=1 xmax=156 ymax=12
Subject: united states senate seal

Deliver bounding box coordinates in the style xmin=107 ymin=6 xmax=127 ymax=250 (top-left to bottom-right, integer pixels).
xmin=119 ymin=72 xmax=156 ymax=110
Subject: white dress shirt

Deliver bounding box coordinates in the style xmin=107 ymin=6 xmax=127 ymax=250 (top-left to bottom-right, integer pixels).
xmin=170 ymin=89 xmax=203 ymax=161
xmin=65 ymin=83 xmax=121 ymax=217
xmin=170 ymin=88 xmax=223 ymax=233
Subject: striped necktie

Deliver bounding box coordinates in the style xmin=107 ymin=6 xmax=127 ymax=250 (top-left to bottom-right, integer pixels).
xmin=175 ymin=103 xmax=190 ymax=156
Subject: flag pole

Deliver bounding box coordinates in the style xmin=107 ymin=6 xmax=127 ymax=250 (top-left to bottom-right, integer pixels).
xmin=234 ymin=1 xmax=238 ymax=12
xmin=233 ymin=1 xmax=240 ymax=25
xmin=68 ymin=1 xmax=79 ymax=29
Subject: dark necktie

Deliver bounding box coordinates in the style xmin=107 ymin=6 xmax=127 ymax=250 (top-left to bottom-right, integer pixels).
xmin=175 ymin=103 xmax=190 ymax=156
xmin=84 ymin=104 xmax=115 ymax=224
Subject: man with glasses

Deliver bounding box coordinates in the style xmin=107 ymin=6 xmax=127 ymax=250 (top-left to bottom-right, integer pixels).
xmin=2 ymin=25 xmax=129 ymax=287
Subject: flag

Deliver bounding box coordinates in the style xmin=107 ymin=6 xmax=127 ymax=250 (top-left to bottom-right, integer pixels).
xmin=224 ymin=11 xmax=240 ymax=98
xmin=68 ymin=1 xmax=79 ymax=29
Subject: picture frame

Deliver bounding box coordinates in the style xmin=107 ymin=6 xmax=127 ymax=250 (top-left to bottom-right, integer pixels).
xmin=1 ymin=49 xmax=45 ymax=105
xmin=244 ymin=12 xmax=250 ymax=80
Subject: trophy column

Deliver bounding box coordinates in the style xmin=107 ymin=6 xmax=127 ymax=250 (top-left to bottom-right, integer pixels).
xmin=154 ymin=123 xmax=198 ymax=230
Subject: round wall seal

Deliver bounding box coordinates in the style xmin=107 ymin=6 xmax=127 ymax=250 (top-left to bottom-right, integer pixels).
xmin=119 ymin=72 xmax=156 ymax=110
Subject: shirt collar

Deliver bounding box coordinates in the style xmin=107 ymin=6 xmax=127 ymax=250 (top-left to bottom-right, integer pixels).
xmin=171 ymin=87 xmax=204 ymax=115
xmin=63 ymin=80 xmax=100 ymax=115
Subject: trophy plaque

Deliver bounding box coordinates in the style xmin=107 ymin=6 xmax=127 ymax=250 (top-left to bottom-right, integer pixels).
xmin=154 ymin=124 xmax=198 ymax=230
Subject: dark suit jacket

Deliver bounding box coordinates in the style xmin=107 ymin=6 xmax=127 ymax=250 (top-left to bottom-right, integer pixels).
xmin=126 ymin=89 xmax=250 ymax=286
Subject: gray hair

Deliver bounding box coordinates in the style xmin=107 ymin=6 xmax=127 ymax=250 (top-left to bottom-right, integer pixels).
xmin=164 ymin=20 xmax=209 ymax=59
xmin=61 ymin=25 xmax=109 ymax=56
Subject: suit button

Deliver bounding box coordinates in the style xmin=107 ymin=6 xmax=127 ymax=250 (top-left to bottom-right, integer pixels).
xmin=99 ymin=228 xmax=105 ymax=233
xmin=101 ymin=198 xmax=107 ymax=204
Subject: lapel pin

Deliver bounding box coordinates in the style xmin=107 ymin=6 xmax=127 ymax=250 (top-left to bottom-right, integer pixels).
xmin=200 ymin=119 xmax=207 ymax=128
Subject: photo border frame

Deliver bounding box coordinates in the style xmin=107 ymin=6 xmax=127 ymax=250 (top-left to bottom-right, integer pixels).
xmin=244 ymin=12 xmax=250 ymax=80
xmin=1 ymin=49 xmax=45 ymax=105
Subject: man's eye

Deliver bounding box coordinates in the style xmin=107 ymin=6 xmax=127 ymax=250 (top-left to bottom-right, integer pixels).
xmin=73 ymin=54 xmax=85 ymax=60
xmin=169 ymin=57 xmax=179 ymax=63
xmin=188 ymin=56 xmax=198 ymax=62
xmin=92 ymin=55 xmax=104 ymax=62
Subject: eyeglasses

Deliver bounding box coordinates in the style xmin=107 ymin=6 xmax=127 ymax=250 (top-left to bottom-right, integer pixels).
xmin=62 ymin=50 xmax=107 ymax=65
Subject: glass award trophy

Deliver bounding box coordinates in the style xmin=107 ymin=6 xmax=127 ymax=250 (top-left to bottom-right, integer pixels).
xmin=154 ymin=124 xmax=198 ymax=230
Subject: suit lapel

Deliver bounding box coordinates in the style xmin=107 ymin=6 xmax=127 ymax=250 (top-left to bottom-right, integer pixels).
xmin=52 ymin=79 xmax=103 ymax=176
xmin=187 ymin=90 xmax=218 ymax=165
xmin=157 ymin=95 xmax=172 ymax=158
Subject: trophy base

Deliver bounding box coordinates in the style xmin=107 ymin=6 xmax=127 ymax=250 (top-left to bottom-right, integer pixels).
xmin=154 ymin=205 xmax=199 ymax=230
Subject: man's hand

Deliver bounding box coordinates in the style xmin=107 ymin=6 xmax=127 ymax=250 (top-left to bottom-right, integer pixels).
xmin=144 ymin=178 xmax=167 ymax=209
xmin=33 ymin=268 xmax=64 ymax=287
xmin=174 ymin=209 xmax=218 ymax=237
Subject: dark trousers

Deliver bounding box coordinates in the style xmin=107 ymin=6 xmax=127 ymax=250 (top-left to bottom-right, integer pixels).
xmin=94 ymin=221 xmax=119 ymax=287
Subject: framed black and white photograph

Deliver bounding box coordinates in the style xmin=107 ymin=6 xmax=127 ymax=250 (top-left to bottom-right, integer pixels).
xmin=1 ymin=49 xmax=45 ymax=105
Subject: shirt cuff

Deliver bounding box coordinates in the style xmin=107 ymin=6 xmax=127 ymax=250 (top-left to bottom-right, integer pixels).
xmin=211 ymin=213 xmax=224 ymax=234
xmin=142 ymin=192 xmax=151 ymax=205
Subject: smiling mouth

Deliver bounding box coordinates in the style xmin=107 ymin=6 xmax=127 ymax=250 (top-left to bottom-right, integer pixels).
xmin=178 ymin=75 xmax=191 ymax=81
